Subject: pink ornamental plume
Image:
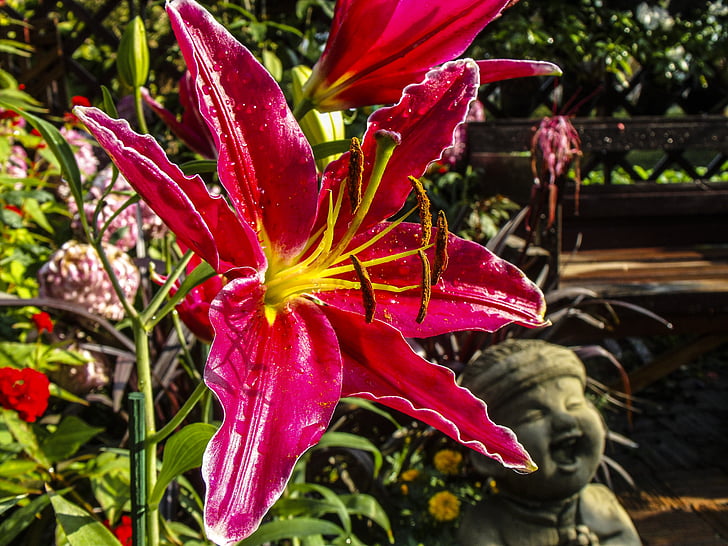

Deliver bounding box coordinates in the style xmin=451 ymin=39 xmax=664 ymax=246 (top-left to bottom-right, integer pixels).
xmin=301 ymin=0 xmax=561 ymax=111
xmin=530 ymin=115 xmax=582 ymax=226
xmin=75 ymin=0 xmax=546 ymax=542
xmin=38 ymin=241 xmax=140 ymax=321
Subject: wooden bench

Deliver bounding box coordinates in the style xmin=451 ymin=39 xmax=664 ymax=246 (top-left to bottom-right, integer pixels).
xmin=467 ymin=116 xmax=728 ymax=390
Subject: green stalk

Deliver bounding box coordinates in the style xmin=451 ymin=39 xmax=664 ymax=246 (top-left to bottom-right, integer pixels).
xmin=129 ymin=392 xmax=147 ymax=546
xmin=292 ymin=97 xmax=315 ymax=121
xmin=146 ymin=380 xmax=208 ymax=445
xmin=132 ymin=321 xmax=159 ymax=546
xmin=134 ymin=86 xmax=149 ymax=135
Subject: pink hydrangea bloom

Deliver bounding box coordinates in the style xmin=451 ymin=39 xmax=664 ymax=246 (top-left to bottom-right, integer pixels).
xmin=38 ymin=241 xmax=140 ymax=321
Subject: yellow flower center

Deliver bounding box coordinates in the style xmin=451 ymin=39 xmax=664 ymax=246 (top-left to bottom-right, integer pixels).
xmin=261 ymin=132 xmax=448 ymax=325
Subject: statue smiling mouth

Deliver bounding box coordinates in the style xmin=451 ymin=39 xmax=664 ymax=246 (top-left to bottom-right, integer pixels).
xmin=550 ymin=431 xmax=584 ymax=472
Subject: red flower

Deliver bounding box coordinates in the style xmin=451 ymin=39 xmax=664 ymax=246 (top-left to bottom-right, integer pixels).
xmin=4 ymin=204 xmax=22 ymax=216
xmin=31 ymin=312 xmax=54 ymax=334
xmin=71 ymin=96 xmax=91 ymax=107
xmin=112 ymin=515 xmax=133 ymax=546
xmin=0 ymin=367 xmax=50 ymax=422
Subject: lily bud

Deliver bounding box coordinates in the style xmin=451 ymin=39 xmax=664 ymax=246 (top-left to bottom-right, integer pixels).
xmin=117 ymin=16 xmax=149 ymax=89
xmin=291 ymin=65 xmax=345 ymax=170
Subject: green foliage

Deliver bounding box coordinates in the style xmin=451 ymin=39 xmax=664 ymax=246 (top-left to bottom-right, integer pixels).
xmin=470 ymin=0 xmax=728 ymax=115
xmin=149 ymin=423 xmax=216 ymax=508
xmin=49 ymin=490 xmax=120 ymax=546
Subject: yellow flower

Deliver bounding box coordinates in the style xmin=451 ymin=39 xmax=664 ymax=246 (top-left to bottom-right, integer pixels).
xmin=400 ymin=469 xmax=421 ymax=482
xmin=428 ymin=491 xmax=461 ymax=522
xmin=433 ymin=449 xmax=463 ymax=475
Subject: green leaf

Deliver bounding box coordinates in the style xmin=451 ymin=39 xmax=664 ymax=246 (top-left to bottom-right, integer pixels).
xmin=339 ymin=397 xmax=402 ymax=429
xmin=314 ymin=431 xmax=383 ymax=476
xmin=39 ymin=416 xmax=104 ymax=464
xmin=1 ymin=410 xmax=50 ymax=467
xmin=147 ymin=260 xmax=216 ymax=328
xmin=0 ymin=460 xmax=39 ymax=477
xmin=48 ymin=383 xmax=90 ymax=406
xmin=149 ymin=423 xmax=216 ymax=508
xmin=262 ymin=49 xmax=283 ymax=81
xmin=0 ymin=477 xmax=40 ymax=496
xmin=100 ymin=86 xmax=119 ymax=118
xmin=21 ymin=198 xmax=53 ymax=234
xmin=340 ymin=493 xmax=393 ymax=541
xmin=87 ymin=452 xmax=130 ymax=524
xmin=312 ymin=140 xmax=350 ymax=160
xmin=0 ymin=495 xmax=26 ymax=517
xmin=0 ymin=493 xmax=50 ymax=546
xmin=180 ymin=159 xmax=217 ymax=175
xmin=49 ymin=490 xmax=119 ymax=545
xmin=280 ymin=483 xmax=351 ymax=533
xmin=238 ymin=517 xmax=347 ymax=546
xmin=0 ymin=102 xmax=82 ymax=207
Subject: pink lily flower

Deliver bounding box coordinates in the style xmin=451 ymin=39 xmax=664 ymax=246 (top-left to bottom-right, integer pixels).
xmin=75 ymin=0 xmax=546 ymax=543
xmin=301 ymin=0 xmax=562 ymax=112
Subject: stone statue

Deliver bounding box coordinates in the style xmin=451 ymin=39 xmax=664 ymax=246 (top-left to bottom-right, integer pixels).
xmin=458 ymin=339 xmax=641 ymax=546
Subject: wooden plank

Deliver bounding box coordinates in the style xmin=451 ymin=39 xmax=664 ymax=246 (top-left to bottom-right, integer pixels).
xmin=623 ymin=334 xmax=728 ymax=393
xmin=468 ymin=116 xmax=728 ymax=155
xmin=563 ymin=181 xmax=728 ymax=217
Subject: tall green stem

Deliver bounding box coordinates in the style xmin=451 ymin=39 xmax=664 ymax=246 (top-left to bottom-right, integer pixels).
xmin=133 ymin=86 xmax=149 ymax=135
xmin=133 ymin=320 xmax=159 ymax=546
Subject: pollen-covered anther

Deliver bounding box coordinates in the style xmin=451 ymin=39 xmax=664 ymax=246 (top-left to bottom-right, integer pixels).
xmin=432 ymin=210 xmax=449 ymax=285
xmin=350 ymin=254 xmax=376 ymax=323
xmin=409 ymin=176 xmax=432 ymax=246
xmin=416 ymin=249 xmax=432 ymax=323
xmin=347 ymin=137 xmax=364 ymax=212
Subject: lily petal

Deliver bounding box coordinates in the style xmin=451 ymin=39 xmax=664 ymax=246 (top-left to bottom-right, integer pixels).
xmin=318 ymin=222 xmax=546 ymax=336
xmin=305 ymin=0 xmax=511 ymax=111
xmin=203 ymin=275 xmax=343 ymax=544
xmin=141 ymin=74 xmax=216 ymax=158
xmin=318 ymin=60 xmax=479 ymax=234
xmin=74 ymin=106 xmax=264 ymax=272
xmin=167 ymin=0 xmax=319 ymax=259
xmin=324 ymin=305 xmax=535 ymax=471
xmin=478 ymin=59 xmax=562 ymax=83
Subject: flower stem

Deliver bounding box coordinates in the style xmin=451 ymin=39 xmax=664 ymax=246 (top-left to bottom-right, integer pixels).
xmin=146 ymin=380 xmax=207 ymax=445
xmin=132 ymin=320 xmax=159 ymax=546
xmin=292 ymin=97 xmax=315 ymax=121
xmin=133 ymin=86 xmax=149 ymax=135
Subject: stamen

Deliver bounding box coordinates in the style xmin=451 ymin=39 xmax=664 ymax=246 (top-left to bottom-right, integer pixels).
xmin=416 ymin=249 xmax=431 ymax=323
xmin=432 ymin=210 xmax=449 ymax=285
xmin=409 ymin=176 xmax=432 ymax=246
xmin=350 ymin=254 xmax=376 ymax=323
xmin=347 ymin=137 xmax=364 ymax=212
xmin=322 ymin=130 xmax=400 ymax=268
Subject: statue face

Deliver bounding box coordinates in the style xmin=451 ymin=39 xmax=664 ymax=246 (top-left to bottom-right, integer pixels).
xmin=491 ymin=376 xmax=605 ymax=501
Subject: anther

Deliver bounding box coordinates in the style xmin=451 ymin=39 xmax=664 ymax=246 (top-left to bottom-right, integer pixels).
xmin=432 ymin=210 xmax=449 ymax=285
xmin=347 ymin=137 xmax=363 ymax=212
xmin=416 ymin=249 xmax=432 ymax=323
xmin=409 ymin=176 xmax=432 ymax=246
xmin=350 ymin=254 xmax=376 ymax=323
